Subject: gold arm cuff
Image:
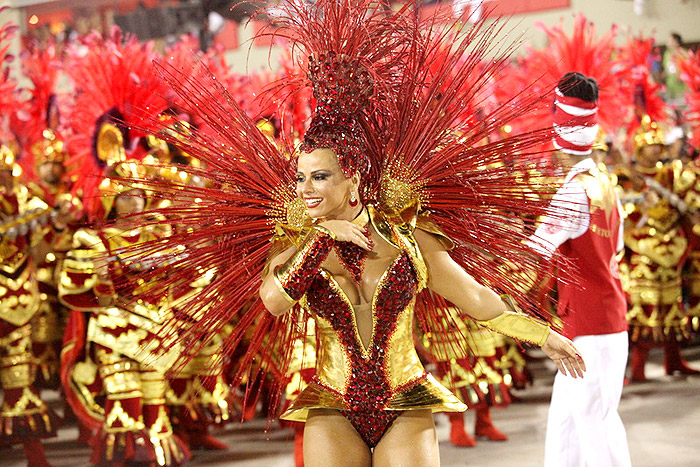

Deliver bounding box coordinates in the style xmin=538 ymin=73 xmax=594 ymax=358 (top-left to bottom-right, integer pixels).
xmin=272 ymin=225 xmax=335 ymax=303
xmin=478 ymin=311 xmax=550 ymax=347
xmin=272 ymin=270 xmax=298 ymax=305
xmin=312 ymin=224 xmax=336 ymax=240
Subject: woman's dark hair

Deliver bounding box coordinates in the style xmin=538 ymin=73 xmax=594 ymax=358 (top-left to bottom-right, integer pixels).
xmin=557 ymin=72 xmax=599 ymax=103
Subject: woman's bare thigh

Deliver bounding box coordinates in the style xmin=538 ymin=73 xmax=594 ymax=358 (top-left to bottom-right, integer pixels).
xmin=303 ymin=409 xmax=371 ymax=467
xmin=372 ymin=409 xmax=439 ymax=467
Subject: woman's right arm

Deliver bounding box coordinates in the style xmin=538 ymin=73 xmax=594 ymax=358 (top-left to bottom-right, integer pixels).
xmin=259 ymin=220 xmax=371 ymax=317
xmin=260 ymin=245 xmax=301 ymax=316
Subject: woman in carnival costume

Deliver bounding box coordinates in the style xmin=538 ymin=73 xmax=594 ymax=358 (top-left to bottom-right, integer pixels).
xmin=58 ymin=30 xmax=190 ymax=466
xmin=116 ymin=1 xmax=585 ymax=465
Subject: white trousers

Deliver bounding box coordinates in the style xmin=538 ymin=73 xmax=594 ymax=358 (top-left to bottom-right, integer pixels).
xmin=544 ymin=331 xmax=631 ymax=467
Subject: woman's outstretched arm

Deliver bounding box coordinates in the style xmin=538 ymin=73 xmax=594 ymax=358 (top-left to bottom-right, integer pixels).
xmin=415 ymin=229 xmax=586 ymax=378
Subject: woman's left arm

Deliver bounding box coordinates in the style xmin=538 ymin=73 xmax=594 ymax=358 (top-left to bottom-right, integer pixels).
xmin=415 ymin=229 xmax=586 ymax=378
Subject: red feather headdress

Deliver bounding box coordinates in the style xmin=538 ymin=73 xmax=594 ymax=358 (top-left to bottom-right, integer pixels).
xmin=112 ymin=0 xmax=568 ymax=414
xmin=679 ymin=50 xmax=700 ymax=150
xmin=65 ymin=27 xmax=168 ymax=221
xmin=0 ymin=15 xmax=20 ymax=154
xmin=618 ymin=34 xmax=668 ymax=151
xmin=14 ymin=38 xmax=69 ymax=181
xmin=501 ymin=14 xmax=632 ymax=139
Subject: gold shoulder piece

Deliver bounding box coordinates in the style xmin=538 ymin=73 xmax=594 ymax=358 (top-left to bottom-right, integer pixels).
xmin=415 ymin=211 xmax=454 ymax=251
xmin=73 ymin=229 xmax=105 ymax=251
xmin=368 ymin=205 xmax=396 ymax=248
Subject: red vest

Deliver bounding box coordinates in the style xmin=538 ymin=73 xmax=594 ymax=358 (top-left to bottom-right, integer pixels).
xmin=556 ymin=168 xmax=628 ymax=339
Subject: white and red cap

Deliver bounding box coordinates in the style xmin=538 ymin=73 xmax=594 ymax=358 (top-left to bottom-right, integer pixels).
xmin=553 ymin=87 xmax=599 ymax=155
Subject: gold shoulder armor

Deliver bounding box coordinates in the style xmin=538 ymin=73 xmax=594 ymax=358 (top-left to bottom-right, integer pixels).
xmin=415 ymin=211 xmax=454 ymax=251
xmin=72 ymin=229 xmax=104 ymax=251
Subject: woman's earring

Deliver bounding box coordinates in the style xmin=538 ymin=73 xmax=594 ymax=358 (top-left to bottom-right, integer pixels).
xmin=349 ymin=193 xmax=358 ymax=207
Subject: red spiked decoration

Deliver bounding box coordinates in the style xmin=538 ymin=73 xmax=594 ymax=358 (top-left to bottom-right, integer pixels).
xmin=502 ymin=14 xmax=631 ymax=139
xmin=678 ymin=50 xmax=700 ymax=150
xmin=65 ymin=27 xmax=168 ymax=221
xmin=109 ymin=0 xmax=567 ymax=418
xmin=14 ymin=38 xmax=70 ymax=181
xmin=619 ymin=34 xmax=668 ymax=147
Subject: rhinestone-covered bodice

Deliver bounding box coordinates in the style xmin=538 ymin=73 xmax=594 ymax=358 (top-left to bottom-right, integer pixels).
xmin=280 ymin=206 xmax=467 ymax=447
xmin=305 ymin=252 xmax=419 ymax=446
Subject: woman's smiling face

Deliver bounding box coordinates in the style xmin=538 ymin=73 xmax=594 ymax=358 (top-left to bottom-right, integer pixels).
xmin=296 ymin=148 xmax=358 ymax=219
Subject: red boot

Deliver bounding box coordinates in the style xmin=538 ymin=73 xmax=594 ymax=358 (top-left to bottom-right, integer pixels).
xmin=187 ymin=428 xmax=229 ymax=451
xmin=293 ymin=423 xmax=305 ymax=467
xmin=448 ymin=413 xmax=476 ymax=447
xmin=629 ymin=341 xmax=652 ymax=382
xmin=76 ymin=423 xmax=95 ymax=446
xmin=474 ymin=407 xmax=508 ymax=441
xmin=23 ymin=437 xmax=52 ymax=467
xmin=665 ymin=339 xmax=700 ymax=376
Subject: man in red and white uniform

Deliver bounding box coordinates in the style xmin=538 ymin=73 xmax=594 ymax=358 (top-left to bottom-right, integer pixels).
xmin=529 ymin=73 xmax=631 ymax=467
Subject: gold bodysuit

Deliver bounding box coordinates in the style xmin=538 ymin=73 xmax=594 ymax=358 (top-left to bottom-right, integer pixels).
xmin=279 ymin=206 xmax=465 ymax=447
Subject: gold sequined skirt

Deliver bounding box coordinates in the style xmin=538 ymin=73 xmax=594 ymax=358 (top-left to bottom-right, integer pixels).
xmin=280 ymin=372 xmax=467 ymax=422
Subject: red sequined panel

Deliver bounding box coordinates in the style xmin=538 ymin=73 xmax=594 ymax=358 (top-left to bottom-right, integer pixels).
xmin=306 ymin=252 xmax=418 ymax=447
xmin=334 ymin=240 xmax=368 ymax=283
xmin=278 ymin=230 xmax=334 ymax=301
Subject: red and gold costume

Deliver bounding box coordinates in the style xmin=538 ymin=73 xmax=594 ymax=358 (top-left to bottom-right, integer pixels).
xmin=0 ymin=145 xmax=59 ymax=451
xmin=149 ymin=133 xmax=232 ymax=451
xmin=57 ymin=30 xmax=189 ymax=466
xmin=670 ymin=160 xmax=700 ymax=332
xmin=0 ymin=21 xmax=58 ymax=466
xmin=619 ymin=118 xmax=699 ymax=379
xmin=18 ymin=40 xmax=80 ymax=386
xmin=678 ymin=50 xmax=700 ymax=332
xmin=621 ymin=128 xmax=687 ymax=341
xmin=424 ymin=307 xmax=515 ymax=447
xmin=275 ymin=208 xmax=469 ymax=446
xmin=60 ymin=206 xmax=187 ymax=466
xmin=101 ymin=0 xmax=568 ymax=452
xmin=29 ymin=163 xmax=80 ymax=389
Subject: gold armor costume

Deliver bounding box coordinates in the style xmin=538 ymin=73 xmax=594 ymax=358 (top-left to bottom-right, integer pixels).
xmin=620 ymin=163 xmax=689 ymax=341
xmin=60 ymin=223 xmax=187 ymax=466
xmin=0 ymin=152 xmax=57 ymax=443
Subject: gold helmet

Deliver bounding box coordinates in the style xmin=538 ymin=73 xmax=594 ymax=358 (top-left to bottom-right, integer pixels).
xmin=0 ymin=141 xmax=22 ymax=177
xmin=99 ymin=160 xmax=149 ymax=216
xmin=31 ymin=129 xmax=68 ymax=166
xmin=94 ymin=122 xmax=147 ymax=216
xmin=634 ymin=115 xmax=665 ymax=154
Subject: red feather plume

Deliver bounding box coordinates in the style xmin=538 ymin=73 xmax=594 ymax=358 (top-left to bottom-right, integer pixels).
xmin=678 ymin=50 xmax=700 ymax=149
xmin=0 ymin=16 xmax=20 ymax=144
xmin=502 ymin=14 xmax=632 ymax=137
xmin=13 ymin=38 xmax=69 ymax=181
xmin=110 ymin=1 xmax=571 ymax=416
xmin=618 ymin=34 xmax=667 ymax=142
xmin=65 ymin=27 xmax=169 ymax=220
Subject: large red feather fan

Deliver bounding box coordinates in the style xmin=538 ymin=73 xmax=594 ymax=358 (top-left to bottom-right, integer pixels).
xmin=678 ymin=50 xmax=700 ymax=150
xmin=64 ymin=27 xmax=169 ymax=220
xmin=111 ymin=0 xmax=570 ymax=415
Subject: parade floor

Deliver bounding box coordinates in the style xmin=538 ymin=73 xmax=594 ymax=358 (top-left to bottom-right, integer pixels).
xmin=5 ymin=345 xmax=700 ymax=467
